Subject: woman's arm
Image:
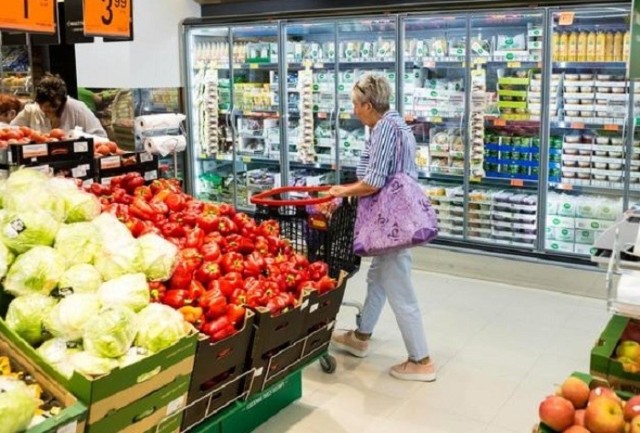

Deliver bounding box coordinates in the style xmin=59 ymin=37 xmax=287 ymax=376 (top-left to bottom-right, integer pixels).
xmin=329 ymin=180 xmax=379 ymax=198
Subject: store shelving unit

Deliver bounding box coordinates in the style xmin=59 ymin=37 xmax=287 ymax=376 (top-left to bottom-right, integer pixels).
xmin=182 ymin=3 xmax=635 ymax=261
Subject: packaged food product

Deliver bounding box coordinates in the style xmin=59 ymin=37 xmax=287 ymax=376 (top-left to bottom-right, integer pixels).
xmin=567 ymin=31 xmax=578 ymax=62
xmin=605 ymin=32 xmax=614 ymax=62
xmin=596 ymin=31 xmax=606 ymax=61
xmin=624 ymin=31 xmax=631 ymax=61
xmin=497 ymin=33 xmax=526 ymax=51
xmin=587 ymin=31 xmax=597 ymax=62
xmin=577 ymin=31 xmax=588 ymax=62
xmin=552 ymin=32 xmax=561 ymax=61
xmin=559 ymin=32 xmax=569 ymax=62
xmin=613 ymin=31 xmax=624 ymax=62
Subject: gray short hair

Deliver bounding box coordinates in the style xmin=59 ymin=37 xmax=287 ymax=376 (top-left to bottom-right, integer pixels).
xmin=352 ymin=74 xmax=391 ymax=113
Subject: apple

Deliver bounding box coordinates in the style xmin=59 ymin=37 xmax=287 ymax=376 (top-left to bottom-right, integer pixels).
xmin=561 ymin=377 xmax=590 ymax=409
xmin=589 ymin=386 xmax=621 ymax=404
xmin=618 ymin=357 xmax=640 ymax=374
xmin=584 ymin=396 xmax=625 ymax=433
xmin=563 ymin=426 xmax=590 ymax=433
xmin=574 ymin=409 xmax=585 ymax=426
xmin=625 ymin=396 xmax=640 ymax=421
xmin=616 ymin=341 xmax=640 ymax=362
xmin=630 ymin=414 xmax=640 ymax=433
xmin=539 ymin=395 xmax=575 ymax=432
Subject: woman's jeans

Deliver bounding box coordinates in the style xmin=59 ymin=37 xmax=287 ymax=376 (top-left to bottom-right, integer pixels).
xmin=358 ymin=248 xmax=430 ymax=361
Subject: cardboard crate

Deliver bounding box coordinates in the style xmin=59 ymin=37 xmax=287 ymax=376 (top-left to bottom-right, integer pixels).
xmin=0 ymin=160 xmax=95 ymax=182
xmin=95 ymin=151 xmax=159 ymax=184
xmin=88 ymin=373 xmax=190 ymax=433
xmin=0 ymin=318 xmax=197 ymax=430
xmin=0 ymin=138 xmax=94 ymax=165
xmin=0 ymin=332 xmax=87 ymax=433
xmin=591 ymin=314 xmax=640 ymax=393
xmin=182 ymin=311 xmax=256 ymax=430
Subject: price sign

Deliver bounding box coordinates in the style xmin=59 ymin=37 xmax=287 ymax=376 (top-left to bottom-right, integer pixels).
xmin=493 ymin=119 xmax=507 ymax=126
xmin=250 ymin=63 xmax=259 ymax=69
xmin=507 ymin=61 xmax=522 ymax=68
xmin=431 ymin=116 xmax=443 ymax=124
xmin=83 ymin=0 xmax=132 ymax=38
xmin=0 ymin=0 xmax=56 ymax=34
xmin=570 ymin=122 xmax=585 ymax=129
xmin=422 ymin=60 xmax=436 ymax=69
xmin=470 ymin=176 xmax=481 ymax=183
xmin=604 ymin=124 xmax=619 ymax=131
xmin=242 ymin=156 xmax=252 ymax=163
xmin=558 ymin=12 xmax=575 ymax=26
xmin=557 ymin=183 xmax=573 ymax=191
xmin=510 ymin=179 xmax=524 ymax=187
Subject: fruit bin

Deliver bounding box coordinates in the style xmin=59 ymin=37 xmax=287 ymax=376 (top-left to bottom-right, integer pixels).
xmin=0 ymin=330 xmax=87 ymax=433
xmin=591 ymin=314 xmax=640 ymax=393
xmin=181 ymin=310 xmax=256 ymax=431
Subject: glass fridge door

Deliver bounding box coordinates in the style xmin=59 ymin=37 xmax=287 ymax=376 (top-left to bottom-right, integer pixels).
xmin=465 ymin=11 xmax=545 ymax=251
xmin=184 ymin=25 xmax=233 ymax=203
xmin=230 ymin=24 xmax=282 ymax=211
xmin=336 ymin=17 xmax=398 ymax=184
xmin=545 ymin=6 xmax=630 ymax=257
xmin=403 ymin=14 xmax=468 ymax=241
xmin=284 ymin=21 xmax=339 ymax=187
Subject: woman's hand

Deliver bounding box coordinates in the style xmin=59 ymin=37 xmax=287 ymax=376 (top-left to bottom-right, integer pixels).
xmin=329 ymin=185 xmax=349 ymax=197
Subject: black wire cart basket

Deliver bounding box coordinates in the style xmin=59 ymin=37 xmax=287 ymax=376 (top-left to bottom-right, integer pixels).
xmin=250 ymin=186 xmax=360 ymax=280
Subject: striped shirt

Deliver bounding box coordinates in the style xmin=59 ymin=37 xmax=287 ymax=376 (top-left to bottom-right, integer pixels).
xmin=356 ymin=110 xmax=418 ymax=189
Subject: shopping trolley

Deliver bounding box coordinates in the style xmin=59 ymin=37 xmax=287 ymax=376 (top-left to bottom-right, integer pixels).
xmin=250 ymin=186 xmax=361 ymax=373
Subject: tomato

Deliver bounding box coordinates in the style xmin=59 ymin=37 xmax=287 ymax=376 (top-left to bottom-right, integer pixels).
xmin=49 ymin=128 xmax=66 ymax=140
xmin=96 ymin=144 xmax=111 ymax=155
xmin=106 ymin=141 xmax=118 ymax=153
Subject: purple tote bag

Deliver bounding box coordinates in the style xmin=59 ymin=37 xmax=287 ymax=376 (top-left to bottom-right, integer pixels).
xmin=353 ymin=133 xmax=438 ymax=257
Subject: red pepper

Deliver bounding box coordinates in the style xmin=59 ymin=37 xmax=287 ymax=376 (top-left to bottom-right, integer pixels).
xmin=185 ymin=200 xmax=205 ymax=213
xmin=224 ymin=234 xmax=242 ymax=253
xmin=182 ymin=211 xmax=199 ymax=227
xmin=309 ymin=261 xmax=329 ymax=280
xmin=163 ymin=289 xmax=192 ymax=308
xmin=258 ymin=220 xmax=280 ymax=237
xmin=225 ymin=304 xmax=246 ymax=326
xmin=238 ymin=237 xmax=254 ymax=255
xmin=230 ymin=288 xmax=247 ymax=305
xmin=150 ymin=200 xmax=169 ymax=216
xmin=199 ymin=290 xmax=227 ymax=319
xmin=169 ymin=261 xmax=193 ymax=291
xmin=188 ymin=279 xmax=206 ymax=301
xmin=208 ymin=279 xmax=233 ymax=297
xmin=151 ymin=189 xmax=172 ymax=203
xmin=165 ymin=193 xmax=186 ymax=212
xmin=130 ymin=197 xmax=155 ymax=221
xmin=195 ymin=261 xmax=223 ymax=284
xmin=317 ymin=276 xmax=337 ymax=294
xmin=134 ymin=186 xmax=152 ymax=201
xmin=217 ymin=216 xmax=237 ymax=235
xmin=196 ymin=211 xmax=219 ymax=233
xmin=244 ymin=252 xmax=264 ymax=278
xmin=149 ymin=281 xmax=167 ymax=302
xmin=179 ymin=248 xmax=203 ymax=273
xmin=124 ymin=216 xmax=145 ymax=237
xmin=113 ymin=188 xmax=133 ymax=205
xmin=218 ymin=203 xmax=235 ymax=217
xmin=221 ymin=252 xmax=244 ymax=274
xmin=124 ymin=175 xmax=145 ymax=194
xmin=162 ymin=222 xmax=186 ymax=238
xmin=185 ymin=226 xmax=205 ymax=249
xmin=254 ymin=238 xmax=269 ymax=256
xmin=290 ymin=253 xmax=310 ymax=270
xmin=200 ymin=242 xmax=221 ymax=262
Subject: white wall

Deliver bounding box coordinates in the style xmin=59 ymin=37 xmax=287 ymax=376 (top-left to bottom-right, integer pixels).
xmin=75 ymin=0 xmax=201 ymax=88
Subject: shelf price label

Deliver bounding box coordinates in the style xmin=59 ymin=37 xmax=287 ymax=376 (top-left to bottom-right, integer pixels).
xmin=507 ymin=61 xmax=522 ymax=68
xmin=557 ymin=183 xmax=573 ymax=191
xmin=431 ymin=116 xmax=443 ymax=124
xmin=510 ymin=179 xmax=524 ymax=187
xmin=242 ymin=156 xmax=252 ymax=163
xmin=493 ymin=119 xmax=507 ymax=127
xmin=250 ymin=63 xmax=259 ymax=69
xmin=83 ymin=0 xmax=132 ymax=38
xmin=558 ymin=12 xmax=575 ymax=26
xmin=0 ymin=0 xmax=56 ymax=34
xmin=470 ymin=176 xmax=481 ymax=183
xmin=422 ymin=60 xmax=436 ymax=69
xmin=570 ymin=122 xmax=585 ymax=129
xmin=604 ymin=124 xmax=619 ymax=131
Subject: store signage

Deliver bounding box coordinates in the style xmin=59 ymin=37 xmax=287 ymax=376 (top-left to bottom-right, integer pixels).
xmin=65 ymin=0 xmax=94 ymax=43
xmin=0 ymin=0 xmax=57 ymax=34
xmin=630 ymin=0 xmax=640 ymax=78
xmin=558 ymin=12 xmax=575 ymax=26
xmin=83 ymin=0 xmax=132 ymax=38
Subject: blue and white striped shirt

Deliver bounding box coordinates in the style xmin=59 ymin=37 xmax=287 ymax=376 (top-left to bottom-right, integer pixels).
xmin=356 ymin=110 xmax=418 ymax=189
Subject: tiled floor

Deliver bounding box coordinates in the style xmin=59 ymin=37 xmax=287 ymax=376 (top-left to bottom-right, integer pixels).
xmin=253 ymin=262 xmax=611 ymax=433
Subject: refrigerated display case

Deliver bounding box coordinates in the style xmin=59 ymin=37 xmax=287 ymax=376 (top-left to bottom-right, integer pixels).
xmin=183 ymin=3 xmax=636 ymax=261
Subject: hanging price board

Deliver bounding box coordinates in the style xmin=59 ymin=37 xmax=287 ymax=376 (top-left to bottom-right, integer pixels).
xmin=604 ymin=124 xmax=619 ymax=131
xmin=83 ymin=0 xmax=132 ymax=38
xmin=558 ymin=12 xmax=575 ymax=26
xmin=0 ymin=0 xmax=56 ymax=34
xmin=510 ymin=179 xmax=524 ymax=187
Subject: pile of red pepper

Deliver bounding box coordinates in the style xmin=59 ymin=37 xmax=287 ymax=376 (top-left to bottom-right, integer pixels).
xmin=87 ymin=173 xmax=337 ymax=342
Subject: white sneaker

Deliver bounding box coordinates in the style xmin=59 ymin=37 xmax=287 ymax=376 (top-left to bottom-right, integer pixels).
xmin=331 ymin=330 xmax=370 ymax=358
xmin=389 ymin=359 xmax=437 ymax=382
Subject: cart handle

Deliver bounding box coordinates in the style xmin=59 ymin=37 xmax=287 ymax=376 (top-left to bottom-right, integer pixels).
xmin=250 ymin=186 xmax=335 ymax=206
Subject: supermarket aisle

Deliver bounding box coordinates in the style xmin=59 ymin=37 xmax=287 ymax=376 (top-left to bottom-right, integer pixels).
xmin=253 ymin=262 xmax=610 ymax=433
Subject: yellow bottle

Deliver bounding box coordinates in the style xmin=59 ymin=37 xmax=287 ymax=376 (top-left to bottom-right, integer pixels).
xmin=624 ymin=30 xmax=631 ymax=61
xmin=596 ymin=31 xmax=606 ymax=61
xmin=567 ymin=31 xmax=578 ymax=62
xmin=559 ymin=32 xmax=569 ymax=62
xmin=605 ymin=32 xmax=615 ymax=61
xmin=613 ymin=31 xmax=624 ymax=62
xmin=586 ymin=31 xmax=597 ymax=62
xmin=552 ymin=32 xmax=561 ymax=61
xmin=577 ymin=31 xmax=588 ymax=62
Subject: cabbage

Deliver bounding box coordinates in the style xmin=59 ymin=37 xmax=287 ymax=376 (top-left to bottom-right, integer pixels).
xmin=59 ymin=189 xmax=101 ymax=223
xmin=36 ymin=339 xmax=83 ymax=379
xmin=5 ymin=168 xmax=47 ymax=191
xmin=68 ymin=352 xmax=119 ymax=377
xmin=0 ymin=377 xmax=38 ymax=433
xmin=0 ymin=242 xmax=13 ymax=279
xmin=0 ymin=211 xmax=60 ymax=254
xmin=54 ymin=222 xmax=102 ymax=267
xmin=83 ymin=306 xmax=138 ymax=358
xmin=118 ymin=347 xmax=152 ymax=368
xmin=3 ymin=182 xmax=66 ymax=222
xmin=0 ymin=179 xmax=7 ymax=208
xmin=5 ymin=294 xmax=57 ymax=345
xmin=137 ymin=234 xmax=178 ymax=281
xmin=97 ymin=273 xmax=149 ymax=312
xmin=43 ymin=294 xmax=102 ymax=341
xmin=135 ymin=304 xmax=189 ymax=353
xmin=59 ymin=264 xmax=102 ymax=294
xmin=92 ymin=213 xmax=135 ymax=244
xmin=4 ymin=246 xmax=66 ymax=297
xmin=47 ymin=177 xmax=79 ymax=192
xmin=94 ymin=239 xmax=142 ymax=281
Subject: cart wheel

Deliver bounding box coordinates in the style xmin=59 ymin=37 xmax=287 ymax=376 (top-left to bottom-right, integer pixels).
xmin=320 ymin=354 xmax=337 ymax=374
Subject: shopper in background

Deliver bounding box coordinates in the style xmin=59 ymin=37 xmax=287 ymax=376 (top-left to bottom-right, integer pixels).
xmin=11 ymin=74 xmax=107 ymax=138
xmin=328 ymin=74 xmax=435 ymax=382
xmin=0 ymin=94 xmax=22 ymax=126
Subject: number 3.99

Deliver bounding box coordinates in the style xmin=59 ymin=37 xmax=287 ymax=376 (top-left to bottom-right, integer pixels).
xmin=114 ymin=0 xmax=127 ymax=7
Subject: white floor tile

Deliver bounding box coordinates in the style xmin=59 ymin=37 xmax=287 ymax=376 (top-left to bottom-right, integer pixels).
xmin=258 ymin=264 xmax=605 ymax=433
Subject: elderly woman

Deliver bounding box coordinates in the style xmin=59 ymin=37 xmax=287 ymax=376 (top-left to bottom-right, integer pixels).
xmin=11 ymin=74 xmax=107 ymax=138
xmin=0 ymin=94 xmax=22 ymax=126
xmin=329 ymin=74 xmax=435 ymax=382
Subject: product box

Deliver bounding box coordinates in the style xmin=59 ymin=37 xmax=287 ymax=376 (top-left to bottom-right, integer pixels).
xmin=546 ymin=240 xmax=575 ymax=253
xmin=0 ymin=332 xmax=87 ymax=433
xmin=546 ymin=215 xmax=575 ymax=229
xmin=0 ymin=138 xmax=94 ymax=165
xmin=182 ymin=311 xmax=256 ymax=430
xmin=575 ymin=229 xmax=596 ymax=245
xmin=574 ymin=243 xmax=597 ymax=256
xmin=0 ymin=318 xmax=197 ymax=431
xmin=591 ymin=315 xmax=640 ymax=394
xmin=553 ymin=228 xmax=575 ymax=242
xmin=95 ymin=151 xmax=159 ymax=184
xmin=574 ymin=218 xmax=615 ymax=231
